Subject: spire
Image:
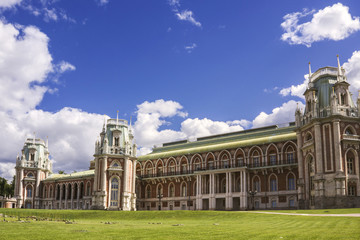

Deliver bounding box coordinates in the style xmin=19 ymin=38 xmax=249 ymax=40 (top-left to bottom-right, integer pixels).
xmin=308 ymin=62 xmax=312 ymax=82
xmin=337 ymin=55 xmax=341 ymax=76
xmin=116 ymin=110 xmax=119 ymax=125
xmin=102 ymin=114 xmax=106 ymax=132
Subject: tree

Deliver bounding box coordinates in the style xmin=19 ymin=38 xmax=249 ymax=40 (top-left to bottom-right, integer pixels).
xmin=0 ymin=176 xmax=15 ymax=197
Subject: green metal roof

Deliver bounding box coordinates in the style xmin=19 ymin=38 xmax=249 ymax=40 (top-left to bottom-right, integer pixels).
xmin=138 ymin=125 xmax=297 ymax=161
xmin=43 ymin=170 xmax=94 ymax=182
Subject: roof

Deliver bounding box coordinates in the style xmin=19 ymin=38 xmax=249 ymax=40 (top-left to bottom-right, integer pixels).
xmin=43 ymin=170 xmax=94 ymax=182
xmin=138 ymin=124 xmax=297 ymax=161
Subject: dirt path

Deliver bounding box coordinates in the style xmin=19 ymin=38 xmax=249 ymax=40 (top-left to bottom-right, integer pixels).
xmin=252 ymin=211 xmax=360 ymax=217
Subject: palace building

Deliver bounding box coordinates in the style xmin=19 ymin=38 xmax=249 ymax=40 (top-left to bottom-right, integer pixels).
xmin=14 ymin=58 xmax=360 ymax=210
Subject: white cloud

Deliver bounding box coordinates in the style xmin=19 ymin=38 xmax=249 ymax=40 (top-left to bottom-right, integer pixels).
xmin=279 ymin=74 xmax=309 ymax=99
xmin=43 ymin=8 xmax=58 ymax=22
xmin=252 ymin=100 xmax=304 ymax=128
xmin=181 ymin=118 xmax=247 ymax=140
xmin=0 ymin=19 xmax=106 ymax=181
xmin=344 ymin=51 xmax=360 ymax=101
xmin=0 ymin=0 xmax=22 ymax=8
xmin=176 ymin=10 xmax=201 ymax=27
xmin=96 ymin=0 xmax=109 ymax=6
xmin=281 ymin=3 xmax=360 ymax=47
xmin=168 ymin=0 xmax=180 ymax=7
xmin=184 ymin=43 xmax=197 ymax=53
xmin=133 ymin=99 xmax=251 ymax=155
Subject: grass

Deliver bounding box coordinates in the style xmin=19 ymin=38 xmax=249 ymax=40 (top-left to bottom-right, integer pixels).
xmin=260 ymin=208 xmax=360 ymax=214
xmin=0 ymin=209 xmax=359 ymax=240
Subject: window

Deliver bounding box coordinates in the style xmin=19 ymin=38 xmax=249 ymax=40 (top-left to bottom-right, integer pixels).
xmin=208 ymin=160 xmax=214 ymax=170
xmin=270 ymin=178 xmax=277 ymax=192
xmin=114 ymin=137 xmax=119 ymax=146
xmin=26 ymin=186 xmax=32 ymax=198
xmin=237 ymin=157 xmax=244 ymax=167
xmin=253 ymin=178 xmax=260 ymax=192
xmin=253 ymin=157 xmax=260 ymax=167
xmin=255 ymin=201 xmax=260 ymax=209
xmin=181 ymin=164 xmax=187 ymax=173
xmin=288 ymin=176 xmax=295 ymax=190
xmin=345 ymin=128 xmax=354 ymax=135
xmin=269 ymin=154 xmax=276 ymax=165
xmin=222 ymin=155 xmax=230 ymax=168
xmin=348 ymin=186 xmax=356 ymax=196
xmin=146 ymin=185 xmax=151 ymax=198
xmin=347 ymin=157 xmax=354 ymax=174
xmin=87 ymin=183 xmax=91 ymax=196
xmin=30 ymin=153 xmax=35 ymax=161
xmin=271 ymin=200 xmax=277 ymax=208
xmin=289 ymin=199 xmax=295 ymax=207
xmin=169 ymin=162 xmax=176 ymax=174
xmin=110 ymin=178 xmax=119 ymax=207
xmin=306 ymin=133 xmax=312 ymax=141
xmin=169 ymin=184 xmax=175 ymax=197
xmin=182 ymin=184 xmax=187 ymax=197
xmin=27 ymin=172 xmax=34 ymax=178
xmin=287 ymin=153 xmax=294 ymax=164
xmin=157 ymin=166 xmax=163 ymax=176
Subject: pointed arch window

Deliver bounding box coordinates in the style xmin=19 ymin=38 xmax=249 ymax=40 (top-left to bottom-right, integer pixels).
xmin=270 ymin=176 xmax=277 ymax=192
xmin=288 ymin=174 xmax=296 ymax=190
xmin=110 ymin=178 xmax=119 ymax=207
xmin=169 ymin=184 xmax=175 ymax=197
xmin=253 ymin=177 xmax=260 ymax=192
xmin=252 ymin=151 xmax=260 ymax=167
xmin=347 ymin=156 xmax=354 ymax=174
xmin=181 ymin=183 xmax=187 ymax=197
xmin=26 ymin=185 xmax=32 ymax=198
xmin=114 ymin=137 xmax=119 ymax=146
xmin=146 ymin=185 xmax=151 ymax=198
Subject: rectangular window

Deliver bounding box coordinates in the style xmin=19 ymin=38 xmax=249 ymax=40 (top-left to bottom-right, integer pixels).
xmin=288 ymin=178 xmax=295 ymax=190
xmin=270 ymin=179 xmax=277 ymax=192
xmin=347 ymin=159 xmax=354 ymax=174
xmin=289 ymin=199 xmax=295 ymax=207
xmin=270 ymin=155 xmax=276 ymax=165
xmin=348 ymin=186 xmax=356 ymax=196
xmin=287 ymin=153 xmax=294 ymax=164
xmin=271 ymin=200 xmax=277 ymax=208
xmin=255 ymin=201 xmax=260 ymax=209
xmin=253 ymin=157 xmax=260 ymax=167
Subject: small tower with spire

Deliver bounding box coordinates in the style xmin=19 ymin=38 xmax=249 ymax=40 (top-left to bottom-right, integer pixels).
xmin=14 ymin=134 xmax=52 ymax=209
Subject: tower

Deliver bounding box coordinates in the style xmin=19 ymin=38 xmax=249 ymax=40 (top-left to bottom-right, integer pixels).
xmin=92 ymin=114 xmax=137 ymax=210
xmin=296 ymin=57 xmax=360 ymax=209
xmin=14 ymin=135 xmax=52 ymax=208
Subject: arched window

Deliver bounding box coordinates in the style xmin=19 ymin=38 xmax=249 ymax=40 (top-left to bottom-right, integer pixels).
xmin=207 ymin=158 xmax=214 ymax=170
xmin=146 ymin=185 xmax=151 ymax=198
xmin=286 ymin=146 xmax=295 ymax=164
xmin=169 ymin=184 xmax=175 ymax=197
xmin=56 ymin=185 xmax=60 ymax=200
xmin=73 ymin=183 xmax=78 ymax=199
xmin=27 ymin=172 xmax=34 ymax=178
xmin=49 ymin=185 xmax=53 ymax=198
xmin=252 ymin=150 xmax=260 ymax=167
xmin=269 ymin=150 xmax=277 ymax=166
xmin=26 ymin=185 xmax=32 ymax=198
xmin=157 ymin=184 xmax=163 ymax=196
xmin=288 ymin=174 xmax=296 ymax=190
xmin=270 ymin=175 xmax=277 ymax=192
xmin=192 ymin=157 xmax=201 ymax=171
xmin=110 ymin=178 xmax=119 ymax=207
xmin=30 ymin=153 xmax=35 ymax=161
xmin=347 ymin=151 xmax=355 ymax=174
xmin=86 ymin=182 xmax=91 ymax=196
xmin=221 ymin=154 xmax=230 ymax=168
xmin=181 ymin=182 xmax=187 ymax=197
xmin=236 ymin=154 xmax=244 ymax=167
xmin=43 ymin=186 xmax=47 ymax=198
xmin=136 ymin=164 xmax=141 ymax=177
xmin=67 ymin=184 xmax=71 ymax=200
xmin=220 ymin=178 xmax=226 ymax=193
xmin=253 ymin=176 xmax=260 ymax=192
xmin=345 ymin=127 xmax=354 ymax=135
xmin=168 ymin=160 xmax=176 ymax=175
xmin=136 ymin=184 xmax=141 ymax=199
xmin=114 ymin=137 xmax=119 ymax=146
xmin=156 ymin=162 xmax=163 ymax=176
xmin=305 ymin=132 xmax=312 ymax=141
xmin=145 ymin=162 xmax=153 ymax=176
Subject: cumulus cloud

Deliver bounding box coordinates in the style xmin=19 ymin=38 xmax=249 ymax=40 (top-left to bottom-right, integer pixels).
xmin=176 ymin=10 xmax=202 ymax=27
xmin=252 ymin=100 xmax=304 ymax=128
xmin=279 ymin=74 xmax=309 ymax=99
xmin=0 ymin=19 xmax=104 ymax=180
xmin=344 ymin=51 xmax=360 ymax=101
xmin=0 ymin=0 xmax=22 ymax=8
xmin=168 ymin=0 xmax=180 ymax=7
xmin=133 ymin=99 xmax=251 ymax=155
xmin=281 ymin=3 xmax=360 ymax=47
xmin=96 ymin=0 xmax=109 ymax=6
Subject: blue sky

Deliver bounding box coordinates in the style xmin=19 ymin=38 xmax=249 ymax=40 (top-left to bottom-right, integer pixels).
xmin=0 ymin=0 xmax=360 ymax=180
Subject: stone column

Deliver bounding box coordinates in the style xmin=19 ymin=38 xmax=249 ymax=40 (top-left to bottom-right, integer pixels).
xmin=228 ymin=172 xmax=233 ymax=209
xmin=122 ymin=157 xmax=129 ymax=210
xmin=77 ymin=183 xmax=80 ymax=210
xmin=70 ymin=184 xmax=74 ymax=209
xmin=314 ymin=123 xmax=323 ymax=174
xmin=93 ymin=158 xmax=98 ymax=192
xmin=101 ymin=158 xmax=107 ymax=191
xmin=59 ymin=184 xmax=63 ymax=209
xmin=18 ymin=169 xmax=24 ymax=208
xmin=296 ymin=131 xmax=304 ymax=200
xmin=132 ymin=160 xmax=137 ymax=211
xmin=64 ymin=184 xmax=68 ymax=209
xmin=333 ymin=120 xmax=343 ymax=172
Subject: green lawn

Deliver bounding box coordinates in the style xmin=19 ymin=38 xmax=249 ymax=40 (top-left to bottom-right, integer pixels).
xmin=260 ymin=208 xmax=360 ymax=214
xmin=0 ymin=209 xmax=359 ymax=240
